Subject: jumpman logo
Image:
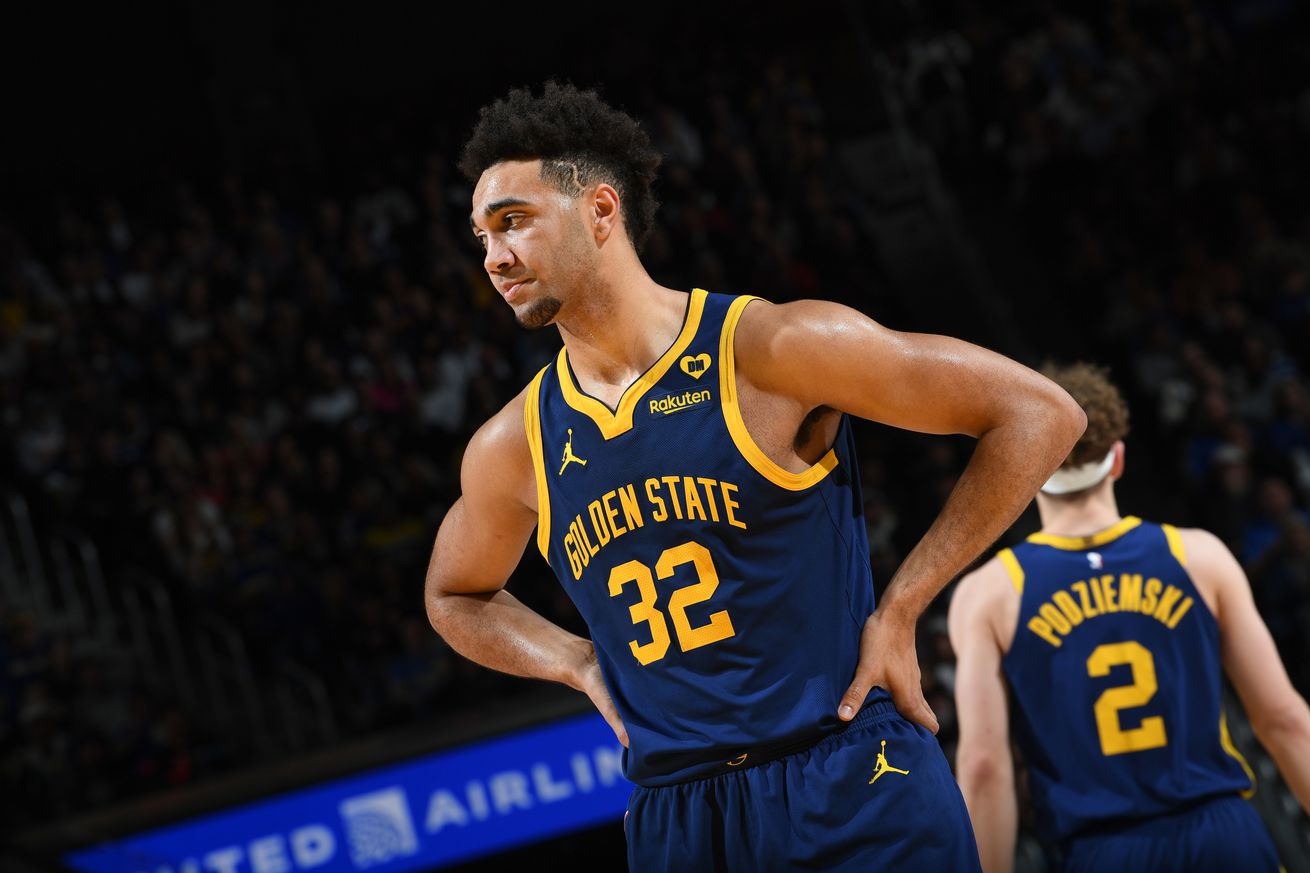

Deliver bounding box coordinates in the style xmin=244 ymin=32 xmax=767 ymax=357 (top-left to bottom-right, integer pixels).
xmin=558 ymin=428 xmax=588 ymax=475
xmin=868 ymin=740 xmax=910 ymax=784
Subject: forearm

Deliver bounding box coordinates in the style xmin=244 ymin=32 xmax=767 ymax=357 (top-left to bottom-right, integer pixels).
xmin=427 ymin=587 xmax=592 ymax=690
xmin=960 ymin=767 xmax=1017 ymax=873
xmin=1255 ymin=700 xmax=1310 ymax=812
xmin=882 ymin=415 xmax=1078 ymax=619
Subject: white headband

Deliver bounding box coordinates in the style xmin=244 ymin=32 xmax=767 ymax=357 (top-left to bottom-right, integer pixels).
xmin=1040 ymin=448 xmax=1116 ymax=495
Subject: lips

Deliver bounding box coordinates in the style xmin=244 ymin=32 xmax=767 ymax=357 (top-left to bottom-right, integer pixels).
xmin=501 ymin=279 xmax=532 ymax=302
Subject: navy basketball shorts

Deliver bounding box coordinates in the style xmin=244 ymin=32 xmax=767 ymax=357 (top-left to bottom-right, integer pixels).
xmin=1060 ymin=793 xmax=1281 ymax=873
xmin=624 ymin=692 xmax=982 ymax=872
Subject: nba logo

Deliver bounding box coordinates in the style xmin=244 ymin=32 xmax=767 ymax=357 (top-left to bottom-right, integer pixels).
xmin=1088 ymin=552 xmax=1103 ymax=570
xmin=340 ymin=787 xmax=420 ymax=868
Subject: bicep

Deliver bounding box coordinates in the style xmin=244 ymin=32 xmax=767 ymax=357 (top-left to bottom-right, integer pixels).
xmin=427 ymin=493 xmax=537 ymax=597
xmin=426 ymin=402 xmax=540 ymax=599
xmin=747 ymin=300 xmax=1070 ymax=437
xmin=1193 ymin=532 xmax=1301 ymax=722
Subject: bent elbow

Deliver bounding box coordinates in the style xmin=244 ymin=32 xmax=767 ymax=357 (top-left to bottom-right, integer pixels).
xmin=1068 ymin=401 xmax=1089 ymax=441
xmin=424 ymin=580 xmax=456 ymax=635
xmin=1052 ymin=389 xmax=1088 ymax=447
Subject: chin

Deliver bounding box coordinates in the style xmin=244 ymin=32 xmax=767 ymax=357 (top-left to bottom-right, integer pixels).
xmin=516 ymin=295 xmax=563 ymax=329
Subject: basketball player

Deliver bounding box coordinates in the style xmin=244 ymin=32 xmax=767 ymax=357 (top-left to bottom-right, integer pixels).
xmin=950 ymin=363 xmax=1310 ymax=873
xmin=424 ymin=82 xmax=1086 ymax=871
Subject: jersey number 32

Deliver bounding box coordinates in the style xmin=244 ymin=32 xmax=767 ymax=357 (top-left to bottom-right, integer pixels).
xmin=608 ymin=541 xmax=736 ymax=665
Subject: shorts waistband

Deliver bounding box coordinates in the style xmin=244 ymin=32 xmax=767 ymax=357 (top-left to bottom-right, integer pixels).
xmin=645 ymin=695 xmax=902 ymax=788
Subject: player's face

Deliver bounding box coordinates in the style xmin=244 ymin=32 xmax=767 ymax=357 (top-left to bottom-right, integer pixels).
xmin=470 ymin=160 xmax=596 ymax=329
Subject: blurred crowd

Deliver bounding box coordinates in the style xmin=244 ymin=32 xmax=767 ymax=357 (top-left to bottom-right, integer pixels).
xmin=957 ymin=0 xmax=1310 ymax=687
xmin=2 ymin=0 xmax=1308 ymax=833
xmin=0 ymin=613 xmax=222 ymax=822
xmin=881 ymin=0 xmax=1310 ymax=736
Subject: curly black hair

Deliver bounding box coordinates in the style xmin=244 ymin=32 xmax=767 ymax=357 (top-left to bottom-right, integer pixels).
xmin=459 ymin=82 xmax=662 ymax=252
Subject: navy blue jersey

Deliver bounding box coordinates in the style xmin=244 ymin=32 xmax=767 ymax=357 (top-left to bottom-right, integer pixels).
xmin=523 ymin=289 xmax=874 ymax=786
xmin=998 ymin=517 xmax=1255 ymax=843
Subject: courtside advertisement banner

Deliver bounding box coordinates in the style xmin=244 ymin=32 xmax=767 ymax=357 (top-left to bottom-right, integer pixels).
xmin=66 ymin=714 xmax=629 ymax=873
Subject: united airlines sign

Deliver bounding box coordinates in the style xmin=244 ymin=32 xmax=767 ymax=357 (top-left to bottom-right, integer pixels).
xmin=66 ymin=714 xmax=630 ymax=872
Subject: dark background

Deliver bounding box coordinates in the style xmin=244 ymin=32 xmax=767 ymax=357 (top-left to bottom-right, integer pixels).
xmin=3 ymin=0 xmax=1309 ymax=869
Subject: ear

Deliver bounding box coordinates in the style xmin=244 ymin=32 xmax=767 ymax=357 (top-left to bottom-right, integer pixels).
xmin=588 ymin=183 xmax=622 ymax=243
xmin=1110 ymin=440 xmax=1126 ymax=479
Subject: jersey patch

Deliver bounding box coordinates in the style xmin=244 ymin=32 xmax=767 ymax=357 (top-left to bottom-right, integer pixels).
xmin=649 ymin=388 xmax=713 ymax=416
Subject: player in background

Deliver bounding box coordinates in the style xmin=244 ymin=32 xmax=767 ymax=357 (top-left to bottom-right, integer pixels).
xmin=951 ymin=362 xmax=1310 ymax=873
xmin=426 ymin=82 xmax=1086 ymax=871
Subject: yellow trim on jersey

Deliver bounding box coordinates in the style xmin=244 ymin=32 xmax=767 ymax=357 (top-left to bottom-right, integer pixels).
xmin=1220 ymin=710 xmax=1257 ymax=799
xmin=1026 ymin=516 xmax=1143 ymax=551
xmin=555 ymin=288 xmax=708 ymax=440
xmin=997 ymin=548 xmax=1024 ymax=594
xmin=523 ymin=366 xmax=552 ymax=562
xmin=1161 ymin=523 xmax=1187 ymax=567
xmin=719 ymin=295 xmax=838 ymax=491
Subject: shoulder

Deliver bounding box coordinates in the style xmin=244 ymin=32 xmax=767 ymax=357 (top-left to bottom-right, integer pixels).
xmin=955 ymin=556 xmax=1017 ymax=610
xmin=949 ymin=555 xmax=1016 ymax=639
xmin=462 ymin=377 xmax=539 ymax=511
xmin=733 ymin=298 xmax=884 ymax=357
xmin=1172 ymin=526 xmax=1234 ymax=565
xmin=1171 ymin=525 xmax=1246 ymax=608
xmin=731 ymin=297 xmax=892 ymax=391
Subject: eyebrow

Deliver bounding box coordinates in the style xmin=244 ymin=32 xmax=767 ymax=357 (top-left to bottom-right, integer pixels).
xmin=469 ymin=198 xmax=532 ymax=231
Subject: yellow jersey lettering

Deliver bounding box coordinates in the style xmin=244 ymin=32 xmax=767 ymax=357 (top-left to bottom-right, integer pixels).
xmin=609 ymin=539 xmax=734 ymax=666
xmin=568 ymin=518 xmax=595 ymax=565
xmin=721 ymin=482 xmax=746 ymax=530
xmin=1103 ymin=574 xmax=1119 ymax=612
xmin=1074 ymin=581 xmax=1099 ymax=618
xmin=602 ymin=489 xmax=626 ymax=539
xmin=1167 ymin=596 xmax=1194 ymax=629
xmin=1039 ymin=603 xmax=1072 ymax=635
xmin=1118 ymin=574 xmax=1142 ymax=612
xmin=682 ymin=477 xmax=708 ymax=521
xmin=617 ymin=484 xmax=645 ymax=532
xmin=1052 ymin=590 xmax=1084 ymax=626
xmin=556 ymin=475 xmax=750 ymax=571
xmin=1153 ymin=585 xmax=1183 ymax=623
xmin=1140 ymin=578 xmax=1162 ymax=614
xmin=648 ymin=389 xmax=712 ymax=416
xmin=587 ymin=500 xmax=612 ymax=548
xmin=1090 ymin=576 xmax=1107 ymax=613
xmin=661 ymin=475 xmax=685 ymax=519
xmin=645 ymin=478 xmax=668 ymax=522
xmin=1028 ymin=616 xmax=1063 ymax=647
xmin=564 ymin=532 xmax=584 ymax=581
xmin=1022 ymin=570 xmax=1196 ymax=646
xmin=1087 ymin=641 xmax=1167 ymax=755
xmin=577 ymin=515 xmax=599 ymax=558
xmin=697 ymin=477 xmax=722 ymax=522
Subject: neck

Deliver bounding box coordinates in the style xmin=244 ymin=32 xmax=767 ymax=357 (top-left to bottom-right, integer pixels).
xmin=556 ymin=262 xmax=686 ymax=393
xmin=1035 ymin=480 xmax=1123 ymax=537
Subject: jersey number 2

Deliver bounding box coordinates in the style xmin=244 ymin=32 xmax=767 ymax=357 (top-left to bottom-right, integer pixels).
xmin=1086 ymin=640 xmax=1168 ymax=756
xmin=608 ymin=541 xmax=736 ymax=665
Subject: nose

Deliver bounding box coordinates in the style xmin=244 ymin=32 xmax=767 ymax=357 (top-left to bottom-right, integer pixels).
xmin=483 ymin=235 xmax=515 ymax=274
